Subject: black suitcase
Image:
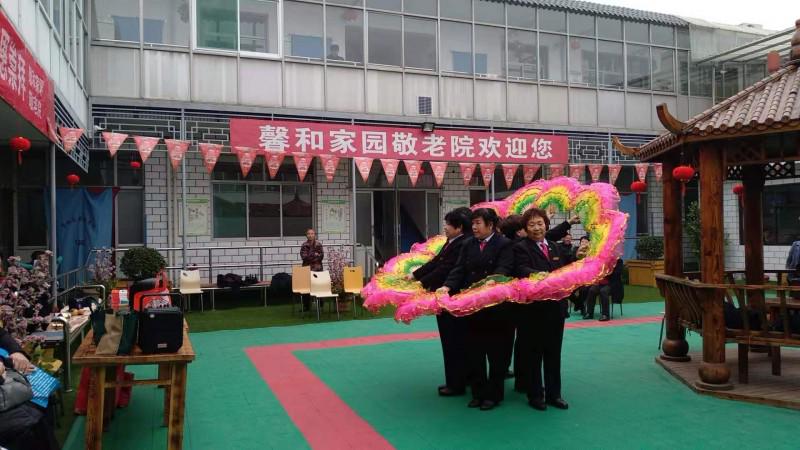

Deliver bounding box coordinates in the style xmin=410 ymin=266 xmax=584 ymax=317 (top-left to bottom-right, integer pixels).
xmin=138 ymin=307 xmax=184 ymax=354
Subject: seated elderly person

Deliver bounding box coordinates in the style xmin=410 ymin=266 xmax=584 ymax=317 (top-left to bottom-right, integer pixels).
xmin=583 ymin=258 xmax=624 ymax=322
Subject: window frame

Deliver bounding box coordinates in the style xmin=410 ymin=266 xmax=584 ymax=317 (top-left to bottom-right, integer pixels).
xmin=192 ymin=0 xmax=283 ymax=59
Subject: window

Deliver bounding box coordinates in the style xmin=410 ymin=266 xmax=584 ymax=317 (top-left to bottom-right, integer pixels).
xmin=651 ymin=48 xmax=675 ymax=92
xmin=475 ymin=0 xmax=504 ymax=25
xmin=329 ymin=0 xmax=362 ymax=5
xmin=758 ymin=184 xmax=800 ymax=245
xmin=440 ymin=0 xmax=471 ymax=21
xmin=716 ymin=66 xmax=739 ymax=100
xmin=326 ymin=6 xmax=364 ymax=63
xmin=745 ymin=63 xmax=765 ymax=88
xmin=196 ymin=0 xmax=237 ymax=50
xmin=239 ymin=0 xmax=279 ymax=54
xmin=284 ymin=1 xmax=323 ymax=59
xmin=508 ymin=29 xmax=536 ymax=80
xmin=17 ymin=189 xmax=47 ymax=247
xmin=404 ymin=17 xmax=436 ymax=70
xmin=475 ymin=25 xmax=504 ymax=78
xmin=367 ymin=0 xmax=401 ymax=10
xmin=677 ymin=27 xmax=690 ymax=48
xmin=282 ymin=185 xmax=313 ymax=234
xmin=368 ymin=12 xmax=402 ymax=66
xmin=539 ymin=9 xmax=566 ymax=33
xmin=441 ymin=21 xmax=472 ymax=74
xmin=598 ymin=41 xmax=623 ymax=88
xmin=626 ymin=44 xmax=650 ymax=89
xmin=539 ymin=33 xmax=566 ymax=82
xmin=93 ymin=0 xmax=139 ymax=42
xmin=597 ymin=17 xmax=621 ymax=40
xmin=143 ymin=0 xmax=190 ymax=46
xmin=249 ymin=185 xmax=281 ymax=237
xmin=625 ymin=21 xmax=648 ymax=43
xmin=118 ymin=190 xmax=144 ymax=245
xmin=404 ymin=0 xmax=436 ymax=15
xmin=506 ymin=4 xmax=535 ymax=29
xmin=568 ymin=37 xmax=596 ymax=86
xmin=690 ymin=64 xmax=712 ymax=97
xmin=68 ymin=2 xmax=76 ymax=60
xmin=54 ymin=0 xmax=63 ymax=40
xmin=678 ymin=50 xmax=689 ymax=94
xmin=213 ymin=184 xmax=247 ymax=238
xmin=651 ymin=25 xmax=674 ymax=46
xmin=569 ymin=13 xmax=594 ymax=36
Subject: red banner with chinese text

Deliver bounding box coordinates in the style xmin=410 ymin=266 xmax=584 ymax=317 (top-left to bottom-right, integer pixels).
xmin=293 ymin=153 xmax=313 ymax=182
xmin=233 ymin=146 xmax=257 ymax=178
xmin=608 ymin=164 xmax=622 ymax=185
xmin=133 ymin=136 xmax=160 ymax=163
xmin=319 ymin=154 xmax=340 ymax=182
xmin=479 ymin=163 xmax=495 ymax=187
xmin=429 ymin=161 xmax=448 ymax=187
xmin=199 ymin=143 xmax=222 ymax=173
xmin=635 ymin=163 xmax=649 ymax=182
xmin=459 ymin=163 xmax=476 ymax=186
xmin=653 ymin=163 xmax=663 ymax=182
xmin=380 ymin=159 xmax=399 ymax=185
xmin=588 ymin=164 xmax=603 ymax=182
xmin=58 ymin=127 xmax=83 ymax=153
xmin=568 ymin=164 xmax=584 ymax=180
xmin=548 ymin=164 xmax=565 ymax=179
xmin=404 ymin=160 xmax=422 ymax=187
xmin=265 ymin=151 xmax=285 ymax=179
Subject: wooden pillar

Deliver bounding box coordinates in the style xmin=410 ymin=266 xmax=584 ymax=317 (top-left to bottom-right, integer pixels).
xmin=660 ymin=155 xmax=690 ymax=361
xmin=742 ymin=165 xmax=765 ymax=308
xmin=697 ymin=144 xmax=731 ymax=388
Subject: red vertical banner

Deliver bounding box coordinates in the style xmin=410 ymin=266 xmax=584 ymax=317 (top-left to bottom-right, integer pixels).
xmin=233 ymin=146 xmax=258 ymax=178
xmin=523 ymin=164 xmax=540 ymax=184
xmin=653 ymin=163 xmax=663 ymax=182
xmin=380 ymin=158 xmax=399 ymax=185
xmin=588 ymin=164 xmax=604 ymax=182
xmin=354 ymin=157 xmax=374 ymax=183
xmin=459 ymin=163 xmax=477 ymax=186
xmin=568 ymin=164 xmax=584 ymax=180
xmin=265 ymin=151 xmax=286 ymax=179
xmin=58 ymin=127 xmax=84 ymax=153
xmin=548 ymin=164 xmax=565 ymax=179
xmin=429 ymin=161 xmax=448 ymax=188
xmin=635 ymin=163 xmax=649 ymax=182
xmin=165 ymin=139 xmax=189 ymax=171
xmin=293 ymin=153 xmax=314 ymax=182
xmin=608 ymin=164 xmax=622 ymax=185
xmin=133 ymin=136 xmax=160 ymax=163
xmin=102 ymin=132 xmax=128 ymax=158
xmin=501 ymin=164 xmax=519 ymax=189
xmin=479 ymin=163 xmax=495 ymax=187
xmin=404 ymin=160 xmax=422 ymax=187
xmin=198 ymin=143 xmax=222 ymax=173
xmin=319 ymin=154 xmax=341 ymax=182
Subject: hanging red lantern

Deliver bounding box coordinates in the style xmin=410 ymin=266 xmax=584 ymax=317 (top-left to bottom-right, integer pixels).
xmin=9 ymin=136 xmax=31 ymax=165
xmin=672 ymin=165 xmax=695 ymax=196
xmin=631 ymin=180 xmax=647 ymax=204
xmin=66 ymin=173 xmax=80 ymax=188
xmin=130 ymin=160 xmax=142 ymax=169
xmin=733 ymin=183 xmax=745 ymax=207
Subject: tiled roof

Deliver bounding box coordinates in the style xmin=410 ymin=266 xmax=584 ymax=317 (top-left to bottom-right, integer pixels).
xmin=500 ymin=0 xmax=688 ymax=26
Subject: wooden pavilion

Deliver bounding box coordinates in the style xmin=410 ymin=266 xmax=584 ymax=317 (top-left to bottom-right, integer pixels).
xmin=612 ymin=20 xmax=800 ymax=406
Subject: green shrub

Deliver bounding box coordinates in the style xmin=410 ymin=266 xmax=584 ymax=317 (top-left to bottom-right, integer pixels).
xmin=635 ymin=236 xmax=664 ymax=260
xmin=119 ymin=247 xmax=166 ymax=280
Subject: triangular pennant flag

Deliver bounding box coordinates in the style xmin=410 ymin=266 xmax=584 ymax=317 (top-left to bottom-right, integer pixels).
xmin=380 ymin=159 xmax=400 ymax=185
xmin=58 ymin=127 xmax=84 ymax=153
xmin=548 ymin=164 xmax=565 ymax=179
xmin=293 ymin=153 xmax=314 ymax=182
xmin=588 ymin=164 xmax=603 ymax=182
xmin=501 ymin=164 xmax=519 ymax=189
xmin=266 ymin=151 xmax=286 ymax=179
xmin=133 ymin=136 xmax=160 ymax=163
xmin=404 ymin=160 xmax=422 ymax=187
xmin=47 ymin=119 xmax=60 ymax=144
xmin=479 ymin=163 xmax=495 ymax=187
xmin=635 ymin=163 xmax=649 ymax=182
xmin=102 ymin=132 xmax=128 ymax=158
xmin=569 ymin=164 xmax=584 ymax=180
xmin=429 ymin=161 xmax=448 ymax=188
xmin=165 ymin=139 xmax=190 ymax=171
xmin=608 ymin=164 xmax=622 ymax=185
xmin=319 ymin=154 xmax=341 ymax=182
xmin=198 ymin=143 xmax=223 ymax=173
xmin=354 ymin=157 xmax=374 ymax=183
xmin=233 ymin=146 xmax=258 ymax=178
xmin=523 ymin=164 xmax=540 ymax=184
xmin=653 ymin=163 xmax=663 ymax=182
xmin=459 ymin=163 xmax=477 ymax=186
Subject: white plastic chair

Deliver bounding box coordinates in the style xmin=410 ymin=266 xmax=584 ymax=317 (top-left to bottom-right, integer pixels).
xmin=310 ymin=270 xmax=340 ymax=321
xmin=179 ymin=269 xmax=204 ymax=312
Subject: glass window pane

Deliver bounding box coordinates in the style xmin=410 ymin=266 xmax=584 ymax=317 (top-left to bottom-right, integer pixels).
xmin=507 ymin=4 xmax=535 ymax=29
xmin=568 ymin=37 xmax=596 ymax=86
xmin=745 ymin=63 xmax=765 ymax=87
xmin=441 ymin=0 xmax=471 ymax=21
xmin=118 ymin=190 xmax=144 ymax=245
xmin=239 ymin=0 xmax=279 ymax=54
xmin=404 ymin=0 xmax=436 ymax=15
xmin=367 ymin=0 xmax=400 ymax=11
xmin=284 ymin=1 xmax=323 ymax=59
xmin=212 ymin=155 xmax=265 ymax=181
xmin=625 ymin=21 xmax=648 ymax=43
xmin=440 ymin=21 xmax=472 ymax=74
xmin=54 ymin=0 xmax=63 ymax=38
xmin=651 ymin=47 xmax=674 ymax=92
xmin=508 ymin=29 xmax=537 ymax=80
xmin=690 ymin=64 xmax=712 ymax=97
xmin=326 ymin=6 xmax=364 ymax=63
xmin=196 ymin=0 xmax=237 ymax=50
xmin=539 ymin=9 xmax=566 ymax=33
xmin=92 ymin=0 xmax=139 ymax=42
xmin=626 ymin=44 xmax=650 ymax=89
xmin=677 ymin=27 xmax=690 ymax=48
xmin=716 ymin=66 xmax=739 ymax=100
xmin=404 ymin=17 xmax=436 ymax=70
xmin=597 ymin=17 xmax=621 ymax=40
xmin=249 ymin=185 xmax=280 ymax=237
xmin=539 ymin=33 xmax=566 ymax=82
xmin=368 ymin=12 xmax=401 ymax=66
xmin=118 ymin=151 xmax=144 ymax=186
xmin=282 ymin=185 xmax=313 ymax=236
xmin=598 ymin=40 xmax=623 ymax=88
xmin=678 ymin=50 xmax=689 ymax=94
xmin=142 ymin=0 xmax=189 ymax=46
xmin=328 ymin=0 xmax=362 ymax=5
xmin=17 ymin=189 xmax=46 ymax=247
xmin=569 ymin=13 xmax=594 ymax=36
xmin=762 ymin=184 xmax=800 ymax=245
xmin=475 ymin=25 xmax=504 ymax=78
xmin=213 ymin=184 xmax=246 ymax=238
xmin=475 ymin=0 xmax=504 ymax=25
xmin=651 ymin=25 xmax=674 ymax=46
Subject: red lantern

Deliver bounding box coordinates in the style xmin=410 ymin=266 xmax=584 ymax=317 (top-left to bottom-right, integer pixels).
xmin=66 ymin=173 xmax=80 ymax=188
xmin=130 ymin=160 xmax=142 ymax=169
xmin=9 ymin=136 xmax=31 ymax=165
xmin=733 ymin=183 xmax=744 ymax=207
xmin=631 ymin=180 xmax=647 ymax=204
xmin=672 ymin=165 xmax=695 ymax=196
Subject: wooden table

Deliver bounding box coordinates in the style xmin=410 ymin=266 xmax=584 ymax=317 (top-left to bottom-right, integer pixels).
xmin=73 ymin=326 xmax=195 ymax=450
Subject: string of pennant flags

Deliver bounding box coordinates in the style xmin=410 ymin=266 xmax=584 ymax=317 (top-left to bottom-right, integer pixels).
xmin=53 ymin=128 xmax=663 ymax=188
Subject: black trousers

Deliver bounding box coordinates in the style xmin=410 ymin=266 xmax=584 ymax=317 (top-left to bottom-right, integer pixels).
xmin=437 ymin=312 xmax=467 ymax=391
xmin=465 ymin=304 xmax=515 ymax=402
xmin=519 ymin=301 xmax=566 ymax=401
xmin=586 ymin=284 xmax=611 ymax=317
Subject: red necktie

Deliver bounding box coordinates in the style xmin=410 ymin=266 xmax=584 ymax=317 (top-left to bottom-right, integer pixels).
xmin=539 ymin=242 xmax=549 ymax=259
xmin=479 ymin=240 xmax=487 ymax=251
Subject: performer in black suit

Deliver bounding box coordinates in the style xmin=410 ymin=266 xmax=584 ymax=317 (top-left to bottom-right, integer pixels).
xmin=410 ymin=208 xmax=471 ymax=396
xmin=513 ymin=208 xmax=571 ymax=411
xmin=439 ymin=208 xmax=514 ymax=411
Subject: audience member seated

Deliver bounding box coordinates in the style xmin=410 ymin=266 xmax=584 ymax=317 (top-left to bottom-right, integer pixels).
xmin=583 ymin=258 xmax=623 ymax=322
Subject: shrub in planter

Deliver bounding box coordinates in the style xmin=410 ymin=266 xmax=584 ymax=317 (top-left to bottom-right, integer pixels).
xmin=119 ymin=247 xmax=166 ymax=280
xmin=635 ymin=236 xmax=664 ymax=260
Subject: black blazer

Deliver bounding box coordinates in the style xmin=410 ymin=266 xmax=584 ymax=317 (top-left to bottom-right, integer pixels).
xmin=412 ymin=234 xmax=467 ymax=291
xmin=513 ymin=238 xmax=565 ymax=278
xmin=444 ymin=234 xmax=514 ymax=293
xmin=545 ymin=221 xmax=572 ymax=243
xmin=608 ymin=259 xmax=624 ymax=303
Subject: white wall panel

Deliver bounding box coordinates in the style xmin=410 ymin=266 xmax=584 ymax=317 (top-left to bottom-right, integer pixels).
xmin=507 ymin=83 xmax=538 ymax=123
xmin=143 ymin=50 xmax=190 ymax=101
xmin=19 ymin=0 xmax=36 ymax=48
xmin=366 ymin=70 xmax=402 ymax=115
xmin=598 ymin=90 xmax=625 ymax=127
xmin=90 ymin=47 xmax=140 ymax=98
xmin=192 ymin=54 xmax=237 ymax=104
xmin=326 ymin=66 xmax=365 ymax=112
xmin=440 ymin=77 xmax=473 ymax=119
xmin=676 ymin=95 xmax=690 ymax=121
xmin=538 ymin=85 xmax=568 ymax=125
xmin=689 ymin=97 xmax=713 ymax=116
xmin=403 ymin=73 xmax=438 ymax=116
xmin=36 ymin=13 xmax=50 ymax=73
xmin=239 ymin=58 xmax=282 ymax=107
xmin=284 ymin=63 xmax=324 ymax=110
xmin=625 ymin=92 xmax=651 ymax=130
xmin=569 ymin=88 xmax=597 ymax=126
xmin=652 ymin=95 xmax=678 ymax=131
xmin=474 ymin=80 xmax=505 ymax=121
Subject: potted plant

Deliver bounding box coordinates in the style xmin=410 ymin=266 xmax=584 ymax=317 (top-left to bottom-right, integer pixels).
xmin=327 ymin=249 xmax=348 ymax=311
xmin=119 ymin=247 xmax=166 ymax=281
xmin=0 ymin=253 xmax=52 ymax=344
xmin=627 ymin=235 xmax=665 ymax=287
xmin=87 ymin=248 xmax=117 ymax=301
